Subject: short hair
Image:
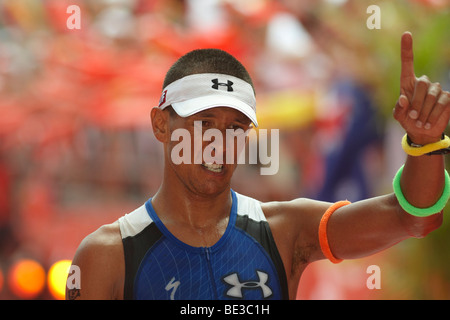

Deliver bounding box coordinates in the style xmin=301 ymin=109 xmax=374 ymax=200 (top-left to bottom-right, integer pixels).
xmin=162 ymin=49 xmax=255 ymax=93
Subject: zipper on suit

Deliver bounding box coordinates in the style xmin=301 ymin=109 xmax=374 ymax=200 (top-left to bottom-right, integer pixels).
xmin=204 ymin=247 xmax=218 ymax=299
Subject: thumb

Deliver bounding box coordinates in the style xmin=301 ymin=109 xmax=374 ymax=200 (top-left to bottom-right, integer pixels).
xmin=398 ymin=94 xmax=409 ymax=108
xmin=393 ymin=95 xmax=409 ymax=122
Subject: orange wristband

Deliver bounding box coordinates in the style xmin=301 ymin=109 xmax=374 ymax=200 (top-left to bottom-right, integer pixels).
xmin=318 ymin=200 xmax=351 ymax=264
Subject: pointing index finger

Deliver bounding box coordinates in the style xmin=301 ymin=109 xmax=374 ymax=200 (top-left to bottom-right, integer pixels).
xmin=401 ymin=32 xmax=415 ymax=84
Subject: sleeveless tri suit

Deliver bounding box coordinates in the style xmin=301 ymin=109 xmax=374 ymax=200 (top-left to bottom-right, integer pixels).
xmin=118 ymin=190 xmax=289 ymax=300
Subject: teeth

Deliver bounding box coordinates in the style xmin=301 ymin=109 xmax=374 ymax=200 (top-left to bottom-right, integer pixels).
xmin=202 ymin=163 xmax=223 ymax=173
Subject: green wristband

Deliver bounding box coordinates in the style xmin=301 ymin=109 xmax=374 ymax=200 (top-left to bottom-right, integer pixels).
xmin=393 ymin=165 xmax=450 ymax=217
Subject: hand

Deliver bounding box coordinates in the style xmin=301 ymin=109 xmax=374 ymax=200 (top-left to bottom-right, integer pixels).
xmin=393 ymin=32 xmax=450 ymax=145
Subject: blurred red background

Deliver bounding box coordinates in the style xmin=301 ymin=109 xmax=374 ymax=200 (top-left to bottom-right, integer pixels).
xmin=0 ymin=0 xmax=449 ymax=299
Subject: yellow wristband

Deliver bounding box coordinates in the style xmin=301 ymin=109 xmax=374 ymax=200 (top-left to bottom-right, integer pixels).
xmin=401 ymin=134 xmax=450 ymax=156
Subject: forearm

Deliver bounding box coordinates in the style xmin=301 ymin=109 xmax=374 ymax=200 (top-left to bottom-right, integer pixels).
xmin=324 ymin=154 xmax=446 ymax=261
xmin=326 ymin=191 xmax=443 ymax=261
xmin=400 ymin=154 xmax=446 ymax=209
xmin=326 ymin=194 xmax=410 ymax=260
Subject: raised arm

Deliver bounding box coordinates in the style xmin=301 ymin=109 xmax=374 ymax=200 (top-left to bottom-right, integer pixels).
xmin=269 ymin=33 xmax=450 ymax=272
xmin=325 ymin=32 xmax=449 ymax=261
xmin=394 ymin=31 xmax=449 ymax=209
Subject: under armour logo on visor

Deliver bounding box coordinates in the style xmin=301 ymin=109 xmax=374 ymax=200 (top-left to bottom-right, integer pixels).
xmin=222 ymin=271 xmax=272 ymax=299
xmin=158 ymin=90 xmax=167 ymax=107
xmin=211 ymin=78 xmax=234 ymax=92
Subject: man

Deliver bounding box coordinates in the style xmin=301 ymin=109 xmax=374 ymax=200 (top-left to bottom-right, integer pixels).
xmin=67 ymin=32 xmax=450 ymax=300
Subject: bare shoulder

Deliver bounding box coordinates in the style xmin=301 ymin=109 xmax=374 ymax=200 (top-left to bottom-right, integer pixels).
xmin=79 ymin=221 xmax=122 ymax=249
xmin=74 ymin=221 xmax=123 ymax=266
xmin=68 ymin=221 xmax=124 ymax=300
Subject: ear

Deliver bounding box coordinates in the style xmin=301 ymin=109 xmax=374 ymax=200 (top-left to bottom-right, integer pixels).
xmin=151 ymin=107 xmax=170 ymax=142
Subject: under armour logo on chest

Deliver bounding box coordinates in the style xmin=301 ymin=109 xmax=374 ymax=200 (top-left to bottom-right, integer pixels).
xmin=211 ymin=78 xmax=234 ymax=92
xmin=222 ymin=271 xmax=272 ymax=299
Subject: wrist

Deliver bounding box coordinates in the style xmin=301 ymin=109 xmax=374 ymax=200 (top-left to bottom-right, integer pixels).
xmin=402 ymin=133 xmax=450 ymax=156
xmin=407 ymin=133 xmax=443 ymax=146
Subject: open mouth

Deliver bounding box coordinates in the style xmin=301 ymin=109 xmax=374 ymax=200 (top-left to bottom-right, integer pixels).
xmin=201 ymin=163 xmax=224 ymax=173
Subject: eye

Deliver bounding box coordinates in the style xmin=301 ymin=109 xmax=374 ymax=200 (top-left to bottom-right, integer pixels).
xmin=229 ymin=123 xmax=251 ymax=132
xmin=202 ymin=120 xmax=212 ymax=128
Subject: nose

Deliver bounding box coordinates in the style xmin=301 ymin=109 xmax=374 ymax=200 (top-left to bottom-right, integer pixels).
xmin=203 ymin=129 xmax=227 ymax=164
xmin=204 ymin=129 xmax=247 ymax=165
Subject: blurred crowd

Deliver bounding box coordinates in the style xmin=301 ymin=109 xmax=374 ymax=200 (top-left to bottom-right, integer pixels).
xmin=0 ymin=0 xmax=449 ymax=299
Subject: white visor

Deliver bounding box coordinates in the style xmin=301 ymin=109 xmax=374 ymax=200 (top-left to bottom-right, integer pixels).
xmin=157 ymin=73 xmax=258 ymax=127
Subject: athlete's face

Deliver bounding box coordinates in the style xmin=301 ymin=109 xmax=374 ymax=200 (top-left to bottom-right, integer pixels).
xmin=161 ymin=107 xmax=252 ymax=197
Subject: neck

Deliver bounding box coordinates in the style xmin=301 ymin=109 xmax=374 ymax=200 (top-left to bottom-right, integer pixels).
xmin=151 ymin=179 xmax=233 ymax=229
